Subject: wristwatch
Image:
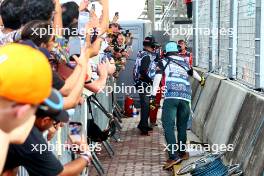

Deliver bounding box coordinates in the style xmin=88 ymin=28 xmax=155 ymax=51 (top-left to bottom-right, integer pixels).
xmin=80 ymin=151 xmax=92 ymax=165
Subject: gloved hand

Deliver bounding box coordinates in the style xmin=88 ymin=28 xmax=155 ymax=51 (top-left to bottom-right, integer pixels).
xmin=149 ymin=96 xmax=156 ymax=110
xmin=199 ymin=75 xmax=206 ymax=87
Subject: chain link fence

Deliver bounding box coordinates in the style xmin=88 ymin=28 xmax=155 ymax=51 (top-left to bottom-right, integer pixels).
xmin=218 ymin=0 xmax=231 ymax=76
xmin=193 ymin=0 xmax=263 ymax=89
xmin=197 ymin=0 xmax=210 ymax=69
xmin=236 ymin=0 xmax=256 ymax=86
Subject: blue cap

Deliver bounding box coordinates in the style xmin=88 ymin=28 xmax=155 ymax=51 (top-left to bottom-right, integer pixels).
xmin=165 ymin=42 xmax=178 ymax=53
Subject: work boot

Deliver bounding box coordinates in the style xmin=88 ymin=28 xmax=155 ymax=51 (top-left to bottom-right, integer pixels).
xmin=163 ymin=157 xmax=182 ymax=170
xmin=140 ymin=131 xmax=149 ymax=136
xmin=146 ymin=126 xmax=153 ymax=131
xmin=150 ymin=123 xmax=158 ymax=128
xmin=137 ymin=126 xmax=150 ymax=136
xmin=179 ymin=152 xmax=189 ymax=161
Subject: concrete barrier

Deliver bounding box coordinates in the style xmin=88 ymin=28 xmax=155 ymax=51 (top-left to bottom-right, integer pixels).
xmin=190 ymin=72 xmax=264 ymax=175
xmin=191 ymin=68 xmax=207 ymax=106
xmin=191 ymin=74 xmax=225 ymax=140
xmin=190 ymin=76 xmax=200 ymax=101
xmin=225 ymin=92 xmax=264 ymax=176
xmin=203 ymin=80 xmax=248 ymax=145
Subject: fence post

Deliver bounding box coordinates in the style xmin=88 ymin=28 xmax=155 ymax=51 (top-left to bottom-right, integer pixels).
xmin=228 ymin=0 xmax=238 ymax=79
xmin=147 ymin=0 xmax=156 ymax=31
xmin=193 ymin=0 xmax=199 ymax=66
xmin=209 ymin=0 xmax=217 ymax=71
xmin=255 ymin=0 xmax=264 ymax=88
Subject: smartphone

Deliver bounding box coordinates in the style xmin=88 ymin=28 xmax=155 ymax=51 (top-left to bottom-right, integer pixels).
xmin=92 ymin=4 xmax=96 ymax=11
xmin=78 ymin=11 xmax=90 ymax=36
xmin=68 ymin=37 xmax=81 ymax=57
xmin=68 ymin=122 xmax=82 ymax=143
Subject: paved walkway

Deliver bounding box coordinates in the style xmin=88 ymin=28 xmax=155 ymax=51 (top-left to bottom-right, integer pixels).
xmin=89 ymin=115 xmax=170 ymax=176
xmin=89 ymin=111 xmax=201 ymax=176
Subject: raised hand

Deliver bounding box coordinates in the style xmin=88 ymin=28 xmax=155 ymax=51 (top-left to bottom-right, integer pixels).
xmin=79 ymin=0 xmax=89 ymax=12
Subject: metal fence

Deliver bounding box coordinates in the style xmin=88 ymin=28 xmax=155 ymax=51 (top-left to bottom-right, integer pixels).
xmin=17 ymin=78 xmax=116 ymax=176
xmin=196 ymin=0 xmax=211 ymax=69
xmin=193 ymin=0 xmax=264 ymax=89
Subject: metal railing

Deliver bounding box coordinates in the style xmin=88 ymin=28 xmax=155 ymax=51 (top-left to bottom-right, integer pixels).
xmin=17 ymin=78 xmax=120 ymax=176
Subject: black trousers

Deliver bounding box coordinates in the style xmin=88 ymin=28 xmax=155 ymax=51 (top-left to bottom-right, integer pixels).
xmin=138 ymin=91 xmax=150 ymax=131
xmin=186 ymin=2 xmax=193 ymax=19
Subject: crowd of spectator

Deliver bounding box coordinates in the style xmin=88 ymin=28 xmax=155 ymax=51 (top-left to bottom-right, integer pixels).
xmin=0 ymin=0 xmax=205 ymax=174
xmin=0 ymin=0 xmax=133 ymax=175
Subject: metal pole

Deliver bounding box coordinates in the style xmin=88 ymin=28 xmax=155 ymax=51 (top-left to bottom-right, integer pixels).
xmin=260 ymin=0 xmax=264 ymax=88
xmin=255 ymin=0 xmax=263 ymax=88
xmin=228 ymin=0 xmax=238 ymax=79
xmin=209 ymin=0 xmax=217 ymax=71
xmin=147 ymin=0 xmax=156 ymax=31
xmin=194 ymin=0 xmax=199 ymax=66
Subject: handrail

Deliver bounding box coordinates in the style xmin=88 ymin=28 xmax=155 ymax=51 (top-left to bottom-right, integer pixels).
xmin=159 ymin=0 xmax=175 ymax=24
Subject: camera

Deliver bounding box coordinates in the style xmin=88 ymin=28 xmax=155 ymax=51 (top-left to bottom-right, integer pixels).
xmin=122 ymin=30 xmax=131 ymax=37
xmin=177 ymin=44 xmax=182 ymax=53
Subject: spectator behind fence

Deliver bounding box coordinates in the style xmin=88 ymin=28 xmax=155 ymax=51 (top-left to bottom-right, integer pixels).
xmin=3 ymin=90 xmax=93 ymax=176
xmin=20 ymin=0 xmax=54 ymax=25
xmin=61 ymin=1 xmax=80 ymax=39
xmin=60 ymin=0 xmax=111 ymax=93
xmin=0 ymin=0 xmax=63 ymax=46
xmin=20 ymin=20 xmax=103 ymax=109
xmin=62 ymin=1 xmax=79 ymax=28
xmin=0 ymin=0 xmax=23 ymax=45
xmin=0 ymin=43 xmax=53 ymax=173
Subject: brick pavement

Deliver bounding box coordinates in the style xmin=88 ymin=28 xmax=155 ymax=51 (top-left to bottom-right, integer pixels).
xmin=89 ymin=110 xmax=201 ymax=176
xmin=88 ymin=115 xmax=171 ymax=176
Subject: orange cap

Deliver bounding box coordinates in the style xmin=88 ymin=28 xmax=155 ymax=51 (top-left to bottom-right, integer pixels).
xmin=0 ymin=43 xmax=52 ymax=105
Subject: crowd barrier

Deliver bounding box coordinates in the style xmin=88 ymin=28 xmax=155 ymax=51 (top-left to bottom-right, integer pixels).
xmin=18 ymin=77 xmax=118 ymax=176
xmin=191 ymin=68 xmax=264 ymax=176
